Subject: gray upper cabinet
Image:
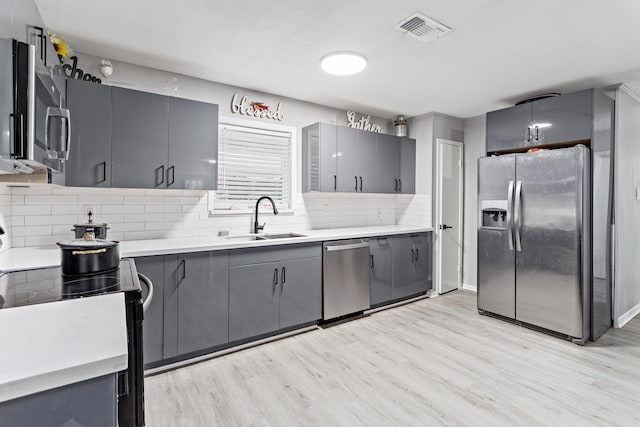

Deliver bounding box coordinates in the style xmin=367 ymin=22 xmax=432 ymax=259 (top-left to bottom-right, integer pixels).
xmin=111 ymin=87 xmax=169 ymax=189
xmin=336 ymin=126 xmax=363 ymax=192
xmin=302 ymin=123 xmax=337 ymax=192
xmin=302 ymin=122 xmax=415 ymax=194
xmin=486 ymin=102 xmax=533 ymax=153
xmin=66 ymin=79 xmax=112 ymax=187
xmin=375 ymin=133 xmax=400 ymax=193
xmin=531 ymin=89 xmax=592 ymax=146
xmin=65 ymin=84 xmax=219 ymax=190
xmin=168 ymin=97 xmax=218 ymax=190
xmin=400 ymin=137 xmax=416 ymax=194
xmin=486 ymin=89 xmax=599 ymax=154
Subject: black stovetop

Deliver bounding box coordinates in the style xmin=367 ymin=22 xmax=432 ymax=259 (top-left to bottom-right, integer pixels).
xmin=0 ymin=259 xmax=140 ymax=309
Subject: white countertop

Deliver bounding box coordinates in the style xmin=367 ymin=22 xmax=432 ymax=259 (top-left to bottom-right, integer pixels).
xmin=0 ymin=292 xmax=128 ymax=403
xmin=0 ymin=225 xmax=431 ymax=272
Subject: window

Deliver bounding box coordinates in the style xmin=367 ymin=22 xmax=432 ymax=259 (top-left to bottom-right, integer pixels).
xmin=215 ymin=123 xmax=292 ymax=210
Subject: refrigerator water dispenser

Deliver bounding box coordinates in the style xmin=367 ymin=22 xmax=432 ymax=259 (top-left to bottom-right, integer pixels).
xmin=480 ymin=200 xmax=508 ymax=229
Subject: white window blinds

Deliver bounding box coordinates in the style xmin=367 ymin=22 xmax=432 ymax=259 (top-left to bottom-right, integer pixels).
xmin=216 ymin=124 xmax=291 ymax=209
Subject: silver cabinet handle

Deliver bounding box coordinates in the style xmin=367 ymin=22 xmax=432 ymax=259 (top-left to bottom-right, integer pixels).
xmin=359 ymin=176 xmax=363 ymax=192
xmin=398 ymin=179 xmax=402 ymax=192
xmin=354 ymin=176 xmax=358 ymax=191
xmin=325 ymin=242 xmax=369 ymax=251
xmin=281 ymin=266 xmax=286 ymax=284
xmin=273 ymin=268 xmax=278 ymax=285
xmin=394 ymin=179 xmax=398 ymax=192
xmin=514 ymin=180 xmax=522 ymax=252
xmin=507 ymin=180 xmax=514 ymax=251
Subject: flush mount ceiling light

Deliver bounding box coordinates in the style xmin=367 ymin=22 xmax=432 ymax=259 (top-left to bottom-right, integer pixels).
xmin=321 ymin=53 xmax=367 ymax=76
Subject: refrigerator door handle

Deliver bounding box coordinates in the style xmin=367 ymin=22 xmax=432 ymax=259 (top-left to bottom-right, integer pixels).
xmin=507 ymin=180 xmax=514 ymax=251
xmin=514 ymin=180 xmax=522 ymax=251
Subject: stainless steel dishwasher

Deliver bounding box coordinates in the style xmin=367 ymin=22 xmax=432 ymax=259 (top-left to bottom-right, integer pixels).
xmin=322 ymin=239 xmax=370 ymax=320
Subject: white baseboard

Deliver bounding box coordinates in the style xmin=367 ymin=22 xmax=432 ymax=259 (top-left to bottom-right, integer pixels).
xmin=615 ymin=301 xmax=640 ymax=328
xmin=461 ymin=283 xmax=477 ymax=293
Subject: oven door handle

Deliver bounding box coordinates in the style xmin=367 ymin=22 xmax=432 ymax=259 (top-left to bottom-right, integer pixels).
xmin=138 ymin=272 xmax=154 ymax=314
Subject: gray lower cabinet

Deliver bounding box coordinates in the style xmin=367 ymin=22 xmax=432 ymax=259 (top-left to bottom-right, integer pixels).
xmin=135 ymin=256 xmax=165 ymax=365
xmin=135 ymin=251 xmax=229 ymax=367
xmin=228 ymin=261 xmax=280 ymax=341
xmin=66 ymin=79 xmax=112 ymax=187
xmin=0 ymin=374 xmax=117 ymax=427
xmin=370 ymin=233 xmax=433 ymax=306
xmin=369 ymin=237 xmax=393 ymax=306
xmin=111 ymin=87 xmax=169 ymax=189
xmin=229 ymin=243 xmax=322 ymax=342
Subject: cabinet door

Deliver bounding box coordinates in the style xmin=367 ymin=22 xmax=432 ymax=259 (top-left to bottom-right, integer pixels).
xmin=162 ymin=254 xmax=179 ymax=359
xmin=229 ymin=262 xmax=280 ymax=342
xmin=399 ymin=137 xmax=416 ymax=194
xmin=370 ymin=238 xmax=393 ymax=306
xmin=532 ymin=90 xmax=592 ymax=145
xmin=411 ymin=233 xmax=432 ymax=293
xmin=319 ymin=123 xmax=338 ymax=192
xmin=176 ymin=251 xmax=229 ymax=355
xmin=168 ymin=97 xmax=218 ymax=190
xmin=134 ymin=256 xmax=165 ymax=366
xmin=392 ymin=234 xmax=429 ymax=299
xmin=111 ymin=87 xmax=169 ymax=189
xmin=486 ymin=102 xmax=533 ymax=153
xmin=336 ymin=126 xmax=361 ymax=192
xmin=65 ymin=79 xmax=112 ymax=187
xmin=279 ymin=257 xmax=322 ymax=329
xmin=358 ymin=130 xmax=377 ymax=193
xmin=375 ymin=133 xmax=400 ymax=193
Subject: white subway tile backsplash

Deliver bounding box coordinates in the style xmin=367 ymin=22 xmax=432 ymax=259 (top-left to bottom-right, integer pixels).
xmin=1 ymin=184 xmax=432 ymax=248
xmin=13 ymin=205 xmax=52 ymax=216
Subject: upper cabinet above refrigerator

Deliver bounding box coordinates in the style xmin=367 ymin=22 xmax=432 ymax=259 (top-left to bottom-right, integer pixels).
xmin=486 ymin=89 xmax=598 ymax=154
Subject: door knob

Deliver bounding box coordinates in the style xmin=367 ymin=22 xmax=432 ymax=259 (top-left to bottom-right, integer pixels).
xmin=440 ymin=224 xmax=453 ymax=230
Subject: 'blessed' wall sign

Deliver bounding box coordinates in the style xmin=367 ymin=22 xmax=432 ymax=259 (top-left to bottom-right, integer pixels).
xmin=231 ymin=94 xmax=284 ymax=121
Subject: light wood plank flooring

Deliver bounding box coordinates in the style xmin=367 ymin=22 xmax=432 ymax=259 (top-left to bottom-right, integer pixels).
xmin=145 ymin=292 xmax=640 ymax=426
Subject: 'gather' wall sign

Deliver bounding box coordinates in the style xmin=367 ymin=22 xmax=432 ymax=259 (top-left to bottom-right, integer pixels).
xmin=231 ymin=94 xmax=284 ymax=121
xmin=346 ymin=111 xmax=382 ymax=133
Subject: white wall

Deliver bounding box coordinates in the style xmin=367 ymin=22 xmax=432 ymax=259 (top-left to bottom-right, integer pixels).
xmin=614 ymin=85 xmax=640 ymax=326
xmin=461 ymin=115 xmax=486 ymax=290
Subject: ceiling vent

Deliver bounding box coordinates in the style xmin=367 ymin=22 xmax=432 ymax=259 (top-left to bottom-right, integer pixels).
xmin=396 ymin=12 xmax=451 ymax=42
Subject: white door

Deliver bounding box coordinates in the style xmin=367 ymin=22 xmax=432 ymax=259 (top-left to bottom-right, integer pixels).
xmin=436 ymin=139 xmax=463 ymax=294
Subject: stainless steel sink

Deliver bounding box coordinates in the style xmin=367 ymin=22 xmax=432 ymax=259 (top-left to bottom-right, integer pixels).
xmin=224 ymin=232 xmax=307 ymax=241
xmin=259 ymin=232 xmax=307 ymax=239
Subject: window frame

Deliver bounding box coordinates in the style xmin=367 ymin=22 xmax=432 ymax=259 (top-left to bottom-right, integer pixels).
xmin=211 ymin=115 xmax=297 ymax=214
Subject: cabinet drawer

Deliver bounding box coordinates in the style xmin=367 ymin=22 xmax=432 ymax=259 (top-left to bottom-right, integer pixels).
xmin=229 ymin=242 xmax=322 ymax=267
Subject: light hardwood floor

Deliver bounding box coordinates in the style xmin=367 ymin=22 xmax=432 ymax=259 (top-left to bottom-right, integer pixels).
xmin=144 ymin=292 xmax=640 ymax=426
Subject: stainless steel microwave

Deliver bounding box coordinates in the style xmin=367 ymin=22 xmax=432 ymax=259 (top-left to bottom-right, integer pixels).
xmin=0 ymin=38 xmax=70 ymax=174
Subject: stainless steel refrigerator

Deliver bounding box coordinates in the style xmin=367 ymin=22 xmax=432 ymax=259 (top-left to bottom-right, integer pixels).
xmin=477 ymin=145 xmax=609 ymax=342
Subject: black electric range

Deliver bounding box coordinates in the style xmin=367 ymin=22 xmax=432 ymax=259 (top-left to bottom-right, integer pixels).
xmin=0 ymin=259 xmax=146 ymax=427
xmin=0 ymin=259 xmax=140 ymax=309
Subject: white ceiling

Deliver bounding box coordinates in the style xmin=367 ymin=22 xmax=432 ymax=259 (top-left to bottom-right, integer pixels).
xmin=35 ymin=0 xmax=640 ymax=119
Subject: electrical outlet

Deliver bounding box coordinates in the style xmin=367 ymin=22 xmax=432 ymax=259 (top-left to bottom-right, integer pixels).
xmin=84 ymin=205 xmax=96 ymax=217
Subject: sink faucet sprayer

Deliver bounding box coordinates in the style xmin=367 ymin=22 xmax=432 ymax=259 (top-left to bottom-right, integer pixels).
xmin=254 ymin=196 xmax=278 ymax=234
